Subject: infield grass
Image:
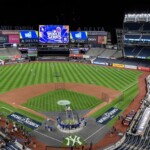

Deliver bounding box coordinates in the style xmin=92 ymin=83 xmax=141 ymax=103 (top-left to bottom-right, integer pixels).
xmin=22 ymin=90 xmax=103 ymax=112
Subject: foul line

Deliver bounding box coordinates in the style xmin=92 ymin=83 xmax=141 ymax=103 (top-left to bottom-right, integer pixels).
xmin=0 ymin=107 xmax=13 ymax=112
xmin=121 ymin=81 xmax=138 ymax=93
xmin=85 ymin=125 xmax=105 ymax=141
xmin=34 ymin=130 xmax=63 ymax=143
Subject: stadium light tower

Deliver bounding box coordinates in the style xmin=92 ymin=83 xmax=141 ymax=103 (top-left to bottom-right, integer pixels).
xmin=124 ymin=13 xmax=150 ymax=23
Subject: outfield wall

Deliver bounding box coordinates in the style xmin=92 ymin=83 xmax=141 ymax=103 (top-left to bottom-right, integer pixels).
xmin=93 ymin=61 xmax=150 ymax=72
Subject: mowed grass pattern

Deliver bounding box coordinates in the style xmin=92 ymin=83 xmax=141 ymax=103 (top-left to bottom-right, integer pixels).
xmin=0 ymin=62 xmax=142 ymax=94
xmin=22 ymin=90 xmax=103 ymax=111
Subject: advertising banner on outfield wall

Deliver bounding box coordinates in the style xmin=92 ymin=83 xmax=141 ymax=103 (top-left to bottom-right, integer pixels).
xmin=93 ymin=62 xmax=108 ymax=66
xmin=96 ymin=107 xmax=121 ymax=125
xmin=138 ymin=66 xmax=150 ymax=72
xmin=7 ymin=112 xmax=42 ymax=129
xmin=112 ymin=63 xmax=124 ymax=68
xmin=125 ymin=65 xmax=137 ymax=70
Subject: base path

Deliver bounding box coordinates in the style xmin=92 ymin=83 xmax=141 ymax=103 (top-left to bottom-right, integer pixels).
xmin=0 ymin=83 xmax=121 ymax=120
xmin=0 ymin=83 xmax=121 ymax=105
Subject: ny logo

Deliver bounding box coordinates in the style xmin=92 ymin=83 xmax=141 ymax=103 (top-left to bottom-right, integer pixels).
xmin=65 ymin=135 xmax=82 ymax=146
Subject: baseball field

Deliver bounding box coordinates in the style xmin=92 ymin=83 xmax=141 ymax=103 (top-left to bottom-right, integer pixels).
xmin=0 ymin=62 xmax=142 ymax=127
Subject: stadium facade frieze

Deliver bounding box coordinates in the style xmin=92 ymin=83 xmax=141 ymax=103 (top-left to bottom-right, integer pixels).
xmin=0 ymin=25 xmax=34 ymax=30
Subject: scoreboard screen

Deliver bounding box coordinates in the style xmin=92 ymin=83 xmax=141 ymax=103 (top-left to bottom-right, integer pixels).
xmin=39 ymin=25 xmax=69 ymax=44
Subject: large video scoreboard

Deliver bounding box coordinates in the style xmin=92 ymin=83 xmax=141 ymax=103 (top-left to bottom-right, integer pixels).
xmin=39 ymin=25 xmax=69 ymax=44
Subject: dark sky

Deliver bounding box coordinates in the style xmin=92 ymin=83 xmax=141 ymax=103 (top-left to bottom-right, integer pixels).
xmin=0 ymin=0 xmax=149 ymax=43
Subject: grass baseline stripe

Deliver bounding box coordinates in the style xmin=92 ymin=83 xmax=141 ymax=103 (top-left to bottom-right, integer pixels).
xmin=121 ymin=81 xmax=138 ymax=93
xmin=0 ymin=107 xmax=13 ymax=112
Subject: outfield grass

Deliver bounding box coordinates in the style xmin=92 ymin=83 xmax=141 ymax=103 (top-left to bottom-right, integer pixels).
xmin=22 ymin=90 xmax=103 ymax=112
xmin=0 ymin=62 xmax=142 ymax=93
xmin=0 ymin=101 xmax=44 ymax=122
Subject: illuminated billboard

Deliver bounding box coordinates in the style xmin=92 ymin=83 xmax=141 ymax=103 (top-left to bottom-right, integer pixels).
xmin=8 ymin=35 xmax=20 ymax=44
xmin=88 ymin=36 xmax=98 ymax=44
xmin=39 ymin=25 xmax=69 ymax=44
xmin=98 ymin=36 xmax=107 ymax=44
xmin=19 ymin=30 xmax=38 ymax=43
xmin=70 ymin=31 xmax=88 ymax=43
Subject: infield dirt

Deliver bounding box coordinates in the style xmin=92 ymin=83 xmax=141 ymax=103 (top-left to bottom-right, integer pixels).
xmin=0 ymin=83 xmax=121 ymax=118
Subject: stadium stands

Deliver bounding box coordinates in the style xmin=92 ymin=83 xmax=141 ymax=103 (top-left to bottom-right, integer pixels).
xmin=97 ymin=49 xmax=117 ymax=58
xmin=124 ymin=22 xmax=143 ymax=31
xmin=111 ymin=50 xmax=123 ymax=58
xmin=137 ymin=47 xmax=150 ymax=58
xmin=124 ymin=46 xmax=142 ymax=57
xmin=123 ymin=13 xmax=150 ymax=59
xmin=85 ymin=48 xmax=105 ymax=57
xmin=143 ymin=23 xmax=150 ymax=31
xmin=0 ymin=48 xmax=21 ymax=59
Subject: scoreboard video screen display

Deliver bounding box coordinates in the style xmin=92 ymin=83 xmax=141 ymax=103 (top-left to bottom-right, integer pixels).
xmin=70 ymin=31 xmax=88 ymax=43
xmin=20 ymin=30 xmax=38 ymax=39
xmin=20 ymin=30 xmax=38 ymax=43
xmin=39 ymin=25 xmax=69 ymax=44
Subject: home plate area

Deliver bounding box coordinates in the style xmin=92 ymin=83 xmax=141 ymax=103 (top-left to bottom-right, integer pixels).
xmin=31 ymin=111 xmax=110 ymax=148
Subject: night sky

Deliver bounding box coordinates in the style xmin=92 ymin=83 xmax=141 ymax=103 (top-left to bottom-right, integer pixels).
xmin=0 ymin=0 xmax=149 ymax=43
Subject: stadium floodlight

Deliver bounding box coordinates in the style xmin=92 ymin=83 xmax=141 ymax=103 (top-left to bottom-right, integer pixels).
xmin=124 ymin=13 xmax=150 ymax=22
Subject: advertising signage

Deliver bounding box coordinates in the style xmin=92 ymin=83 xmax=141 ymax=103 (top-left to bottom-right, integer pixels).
xmin=20 ymin=39 xmax=38 ymax=43
xmin=96 ymin=107 xmax=121 ymax=125
xmin=0 ymin=26 xmax=33 ymax=30
xmin=7 ymin=112 xmax=41 ymax=129
xmin=28 ymin=48 xmax=38 ymax=57
xmin=88 ymin=35 xmax=98 ymax=44
xmin=0 ymin=30 xmax=20 ymax=44
xmin=20 ymin=30 xmax=38 ymax=39
xmin=98 ymin=36 xmax=107 ymax=44
xmin=1 ymin=30 xmax=20 ymax=35
xmin=0 ymin=35 xmax=8 ymax=43
xmin=70 ymin=31 xmax=88 ymax=43
xmin=20 ymin=30 xmax=38 ymax=43
xmin=8 ymin=35 xmax=20 ymax=44
xmin=87 ymin=31 xmax=107 ymax=36
xmin=39 ymin=25 xmax=69 ymax=44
